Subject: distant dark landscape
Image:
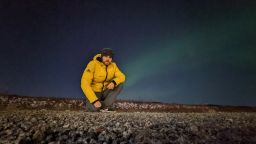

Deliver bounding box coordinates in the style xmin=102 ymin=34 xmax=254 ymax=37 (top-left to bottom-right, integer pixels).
xmin=0 ymin=93 xmax=256 ymax=112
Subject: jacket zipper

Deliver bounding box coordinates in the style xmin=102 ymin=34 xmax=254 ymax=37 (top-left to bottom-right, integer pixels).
xmin=102 ymin=65 xmax=108 ymax=91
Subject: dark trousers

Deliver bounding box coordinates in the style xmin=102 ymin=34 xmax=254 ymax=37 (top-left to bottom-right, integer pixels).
xmin=84 ymin=84 xmax=123 ymax=112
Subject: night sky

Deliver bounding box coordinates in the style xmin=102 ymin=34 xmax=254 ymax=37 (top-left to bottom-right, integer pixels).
xmin=1 ymin=0 xmax=256 ymax=106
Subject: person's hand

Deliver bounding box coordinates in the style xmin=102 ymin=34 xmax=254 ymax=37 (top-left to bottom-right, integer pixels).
xmin=107 ymin=82 xmax=115 ymax=90
xmin=93 ymin=100 xmax=102 ymax=108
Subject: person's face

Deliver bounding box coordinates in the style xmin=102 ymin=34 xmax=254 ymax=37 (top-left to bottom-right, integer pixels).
xmin=102 ymin=55 xmax=112 ymax=65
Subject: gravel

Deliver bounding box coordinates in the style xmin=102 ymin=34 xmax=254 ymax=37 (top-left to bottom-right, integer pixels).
xmin=0 ymin=110 xmax=255 ymax=144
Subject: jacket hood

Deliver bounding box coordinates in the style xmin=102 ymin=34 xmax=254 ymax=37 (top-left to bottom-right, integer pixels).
xmin=93 ymin=53 xmax=102 ymax=61
xmin=93 ymin=53 xmax=114 ymax=65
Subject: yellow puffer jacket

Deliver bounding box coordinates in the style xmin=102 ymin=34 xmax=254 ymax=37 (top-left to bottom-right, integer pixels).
xmin=81 ymin=53 xmax=126 ymax=103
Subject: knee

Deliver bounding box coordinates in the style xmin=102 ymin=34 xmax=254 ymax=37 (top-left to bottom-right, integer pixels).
xmin=115 ymin=83 xmax=124 ymax=91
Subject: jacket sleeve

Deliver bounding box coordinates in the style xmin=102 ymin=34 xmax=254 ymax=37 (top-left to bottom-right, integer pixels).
xmin=112 ymin=63 xmax=126 ymax=86
xmin=81 ymin=61 xmax=98 ymax=103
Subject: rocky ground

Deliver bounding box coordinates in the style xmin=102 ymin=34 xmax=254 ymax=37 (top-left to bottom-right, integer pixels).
xmin=0 ymin=110 xmax=256 ymax=144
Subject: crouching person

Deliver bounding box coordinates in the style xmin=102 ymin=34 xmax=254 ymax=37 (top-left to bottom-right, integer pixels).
xmin=81 ymin=48 xmax=126 ymax=112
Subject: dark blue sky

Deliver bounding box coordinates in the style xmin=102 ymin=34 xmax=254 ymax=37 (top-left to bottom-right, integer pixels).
xmin=1 ymin=0 xmax=256 ymax=106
